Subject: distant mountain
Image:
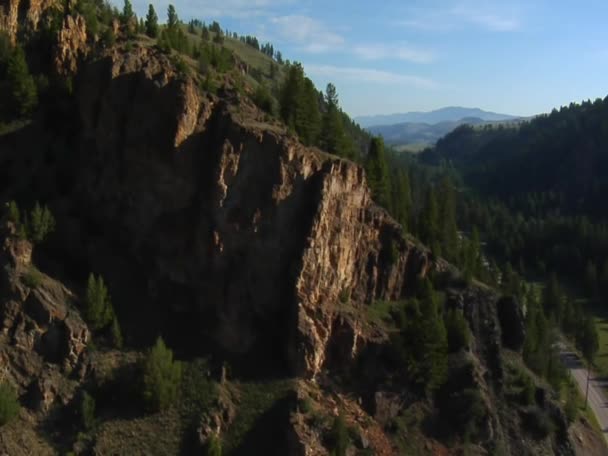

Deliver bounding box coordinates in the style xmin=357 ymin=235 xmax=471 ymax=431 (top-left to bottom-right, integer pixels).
xmin=366 ymin=116 xmax=524 ymax=149
xmin=367 ymin=117 xmax=486 ymax=149
xmin=355 ymin=107 xmax=518 ymax=128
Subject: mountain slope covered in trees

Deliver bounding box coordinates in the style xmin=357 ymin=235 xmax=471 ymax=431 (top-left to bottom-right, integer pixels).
xmin=0 ymin=0 xmax=603 ymax=455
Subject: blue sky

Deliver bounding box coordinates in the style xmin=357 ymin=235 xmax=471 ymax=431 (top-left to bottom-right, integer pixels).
xmin=123 ymin=0 xmax=608 ymax=118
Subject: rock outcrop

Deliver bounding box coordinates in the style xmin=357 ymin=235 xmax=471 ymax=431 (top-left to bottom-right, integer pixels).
xmin=0 ymin=0 xmax=57 ymax=43
xmin=0 ymin=222 xmax=89 ymax=415
xmin=53 ymin=14 xmax=88 ymax=75
xmin=48 ymin=44 xmax=431 ymax=379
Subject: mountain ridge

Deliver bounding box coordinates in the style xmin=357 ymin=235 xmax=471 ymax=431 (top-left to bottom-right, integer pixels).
xmin=356 ymin=106 xmax=519 ymax=128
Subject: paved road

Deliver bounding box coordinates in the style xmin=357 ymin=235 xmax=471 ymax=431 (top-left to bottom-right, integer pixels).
xmin=560 ymin=349 xmax=608 ymax=444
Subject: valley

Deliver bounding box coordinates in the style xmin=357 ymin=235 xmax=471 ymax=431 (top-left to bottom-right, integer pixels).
xmin=0 ymin=0 xmax=606 ymax=455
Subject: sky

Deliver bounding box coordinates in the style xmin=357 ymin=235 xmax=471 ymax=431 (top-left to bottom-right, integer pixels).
xmin=123 ymin=0 xmax=608 ymax=118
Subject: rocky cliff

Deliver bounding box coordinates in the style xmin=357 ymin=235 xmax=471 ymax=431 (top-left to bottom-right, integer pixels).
xmin=0 ymin=0 xmax=57 ymax=43
xmin=66 ymin=44 xmax=428 ymax=379
xmin=0 ymin=37 xmax=595 ymax=455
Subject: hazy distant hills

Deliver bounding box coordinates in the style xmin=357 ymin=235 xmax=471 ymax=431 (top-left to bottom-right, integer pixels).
xmin=355 ymin=107 xmax=520 ymax=150
xmin=355 ymin=107 xmax=518 ymax=128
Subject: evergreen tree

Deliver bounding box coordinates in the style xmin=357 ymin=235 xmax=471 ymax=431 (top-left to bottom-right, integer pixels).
xmin=84 ymin=274 xmax=114 ymax=330
xmin=278 ymin=63 xmax=320 ymax=145
xmin=576 ymin=316 xmax=599 ymax=365
xmin=6 ymin=45 xmax=37 ymax=117
xmin=418 ymin=188 xmax=440 ymax=254
xmin=27 ymin=202 xmax=55 ymax=243
xmin=365 ymin=137 xmax=390 ymax=208
xmin=329 ymin=412 xmax=350 ymax=456
xmin=399 ymin=279 xmax=448 ymax=394
xmin=319 ymin=83 xmax=348 ymax=158
xmin=542 ymin=273 xmax=564 ymax=324
xmin=390 ymin=169 xmax=412 ymax=230
xmin=444 ymin=308 xmax=471 ymax=352
xmin=167 ymin=4 xmax=178 ymax=29
xmin=142 ymin=337 xmax=182 ymax=412
xmin=81 ymin=391 xmax=96 ymax=430
xmin=205 ymin=434 xmax=222 ymax=456
xmin=438 ymin=176 xmax=459 ymax=261
xmin=145 ymin=4 xmax=159 ymax=38
xmin=585 ymin=260 xmax=598 ymax=299
xmin=121 ymin=0 xmax=134 ymax=24
xmin=110 ymin=317 xmax=123 ymax=349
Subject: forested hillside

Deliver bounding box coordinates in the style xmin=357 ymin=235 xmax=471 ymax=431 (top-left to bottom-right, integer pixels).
xmin=0 ymin=0 xmax=603 ymax=454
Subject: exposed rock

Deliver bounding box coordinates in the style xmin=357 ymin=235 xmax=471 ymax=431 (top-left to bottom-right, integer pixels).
xmin=53 ymin=14 xmax=88 ymax=75
xmin=0 ymin=223 xmax=89 ymax=416
xmin=0 ymin=0 xmax=58 ymax=44
xmin=497 ymin=296 xmax=526 ymax=351
xmin=51 ymin=44 xmax=432 ymax=379
xmin=369 ymin=391 xmax=404 ymax=428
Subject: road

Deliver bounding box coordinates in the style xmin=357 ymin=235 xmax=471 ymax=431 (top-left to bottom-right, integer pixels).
xmin=560 ymin=349 xmax=608 ymax=444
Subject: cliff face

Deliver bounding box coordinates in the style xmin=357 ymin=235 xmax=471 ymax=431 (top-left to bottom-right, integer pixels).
xmin=0 ymin=0 xmax=57 ymax=43
xmin=0 ymin=223 xmax=89 ymax=416
xmin=0 ymin=42 xmax=586 ymax=455
xmin=60 ymin=45 xmax=428 ymax=378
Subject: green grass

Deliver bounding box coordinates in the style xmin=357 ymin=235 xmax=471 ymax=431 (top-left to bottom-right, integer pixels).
xmin=22 ymin=265 xmax=44 ymax=289
xmin=222 ymin=378 xmax=295 ymax=453
xmin=592 ymin=311 xmax=608 ymax=379
xmin=366 ymin=300 xmax=401 ymax=328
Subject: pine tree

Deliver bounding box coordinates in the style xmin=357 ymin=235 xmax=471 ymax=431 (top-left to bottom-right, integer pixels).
xmin=6 ymin=45 xmax=37 ymax=117
xmin=390 ymin=169 xmax=412 ymax=231
xmin=121 ymin=0 xmax=134 ymax=24
xmin=145 ymin=4 xmax=159 ymax=38
xmin=205 ymin=434 xmax=222 ymax=456
xmin=110 ymin=317 xmax=123 ymax=349
xmin=142 ymin=337 xmax=182 ymax=412
xmin=319 ymin=83 xmax=348 ymax=158
xmin=576 ymin=316 xmax=599 ymax=365
xmin=330 ymin=412 xmax=350 ymax=456
xmin=167 ymin=5 xmax=178 ymax=29
xmin=84 ymin=274 xmax=114 ymax=330
xmin=418 ymin=188 xmax=440 ymax=254
xmin=585 ymin=260 xmax=598 ymax=299
xmin=365 ymin=137 xmax=390 ymax=208
xmin=438 ymin=176 xmax=459 ymax=261
xmin=27 ymin=202 xmax=55 ymax=243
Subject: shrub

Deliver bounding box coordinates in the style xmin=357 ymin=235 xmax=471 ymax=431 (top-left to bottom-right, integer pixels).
xmin=521 ymin=406 xmax=553 ymax=439
xmin=329 ymin=412 xmax=350 ymax=456
xmin=22 ymin=265 xmax=43 ymax=288
xmin=251 ymin=84 xmax=274 ymax=115
xmin=564 ymin=385 xmax=578 ymax=423
xmin=27 ymin=202 xmax=55 ymax=243
xmin=441 ymin=388 xmax=487 ymax=438
xmin=142 ymin=337 xmax=182 ymax=412
xmin=205 ymin=434 xmax=222 ymax=456
xmin=444 ymin=308 xmax=471 ymax=353
xmin=110 ymin=317 xmax=123 ymax=349
xmin=0 ymin=382 xmax=19 ymax=426
xmin=81 ymin=391 xmax=96 ymax=430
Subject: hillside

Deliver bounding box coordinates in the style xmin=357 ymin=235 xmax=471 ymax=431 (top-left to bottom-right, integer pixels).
xmin=367 ymin=117 xmax=523 ymax=149
xmin=0 ymin=1 xmax=602 ymax=455
xmin=356 ymin=106 xmax=518 ymax=128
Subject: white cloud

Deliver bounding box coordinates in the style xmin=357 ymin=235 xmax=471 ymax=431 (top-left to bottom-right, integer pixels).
xmin=453 ymin=6 xmax=520 ymax=32
xmin=270 ymin=15 xmax=345 ymax=53
xmin=353 ymin=43 xmax=436 ymax=64
xmin=305 ymin=64 xmax=437 ymax=89
xmin=397 ymin=2 xmax=522 ymax=33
